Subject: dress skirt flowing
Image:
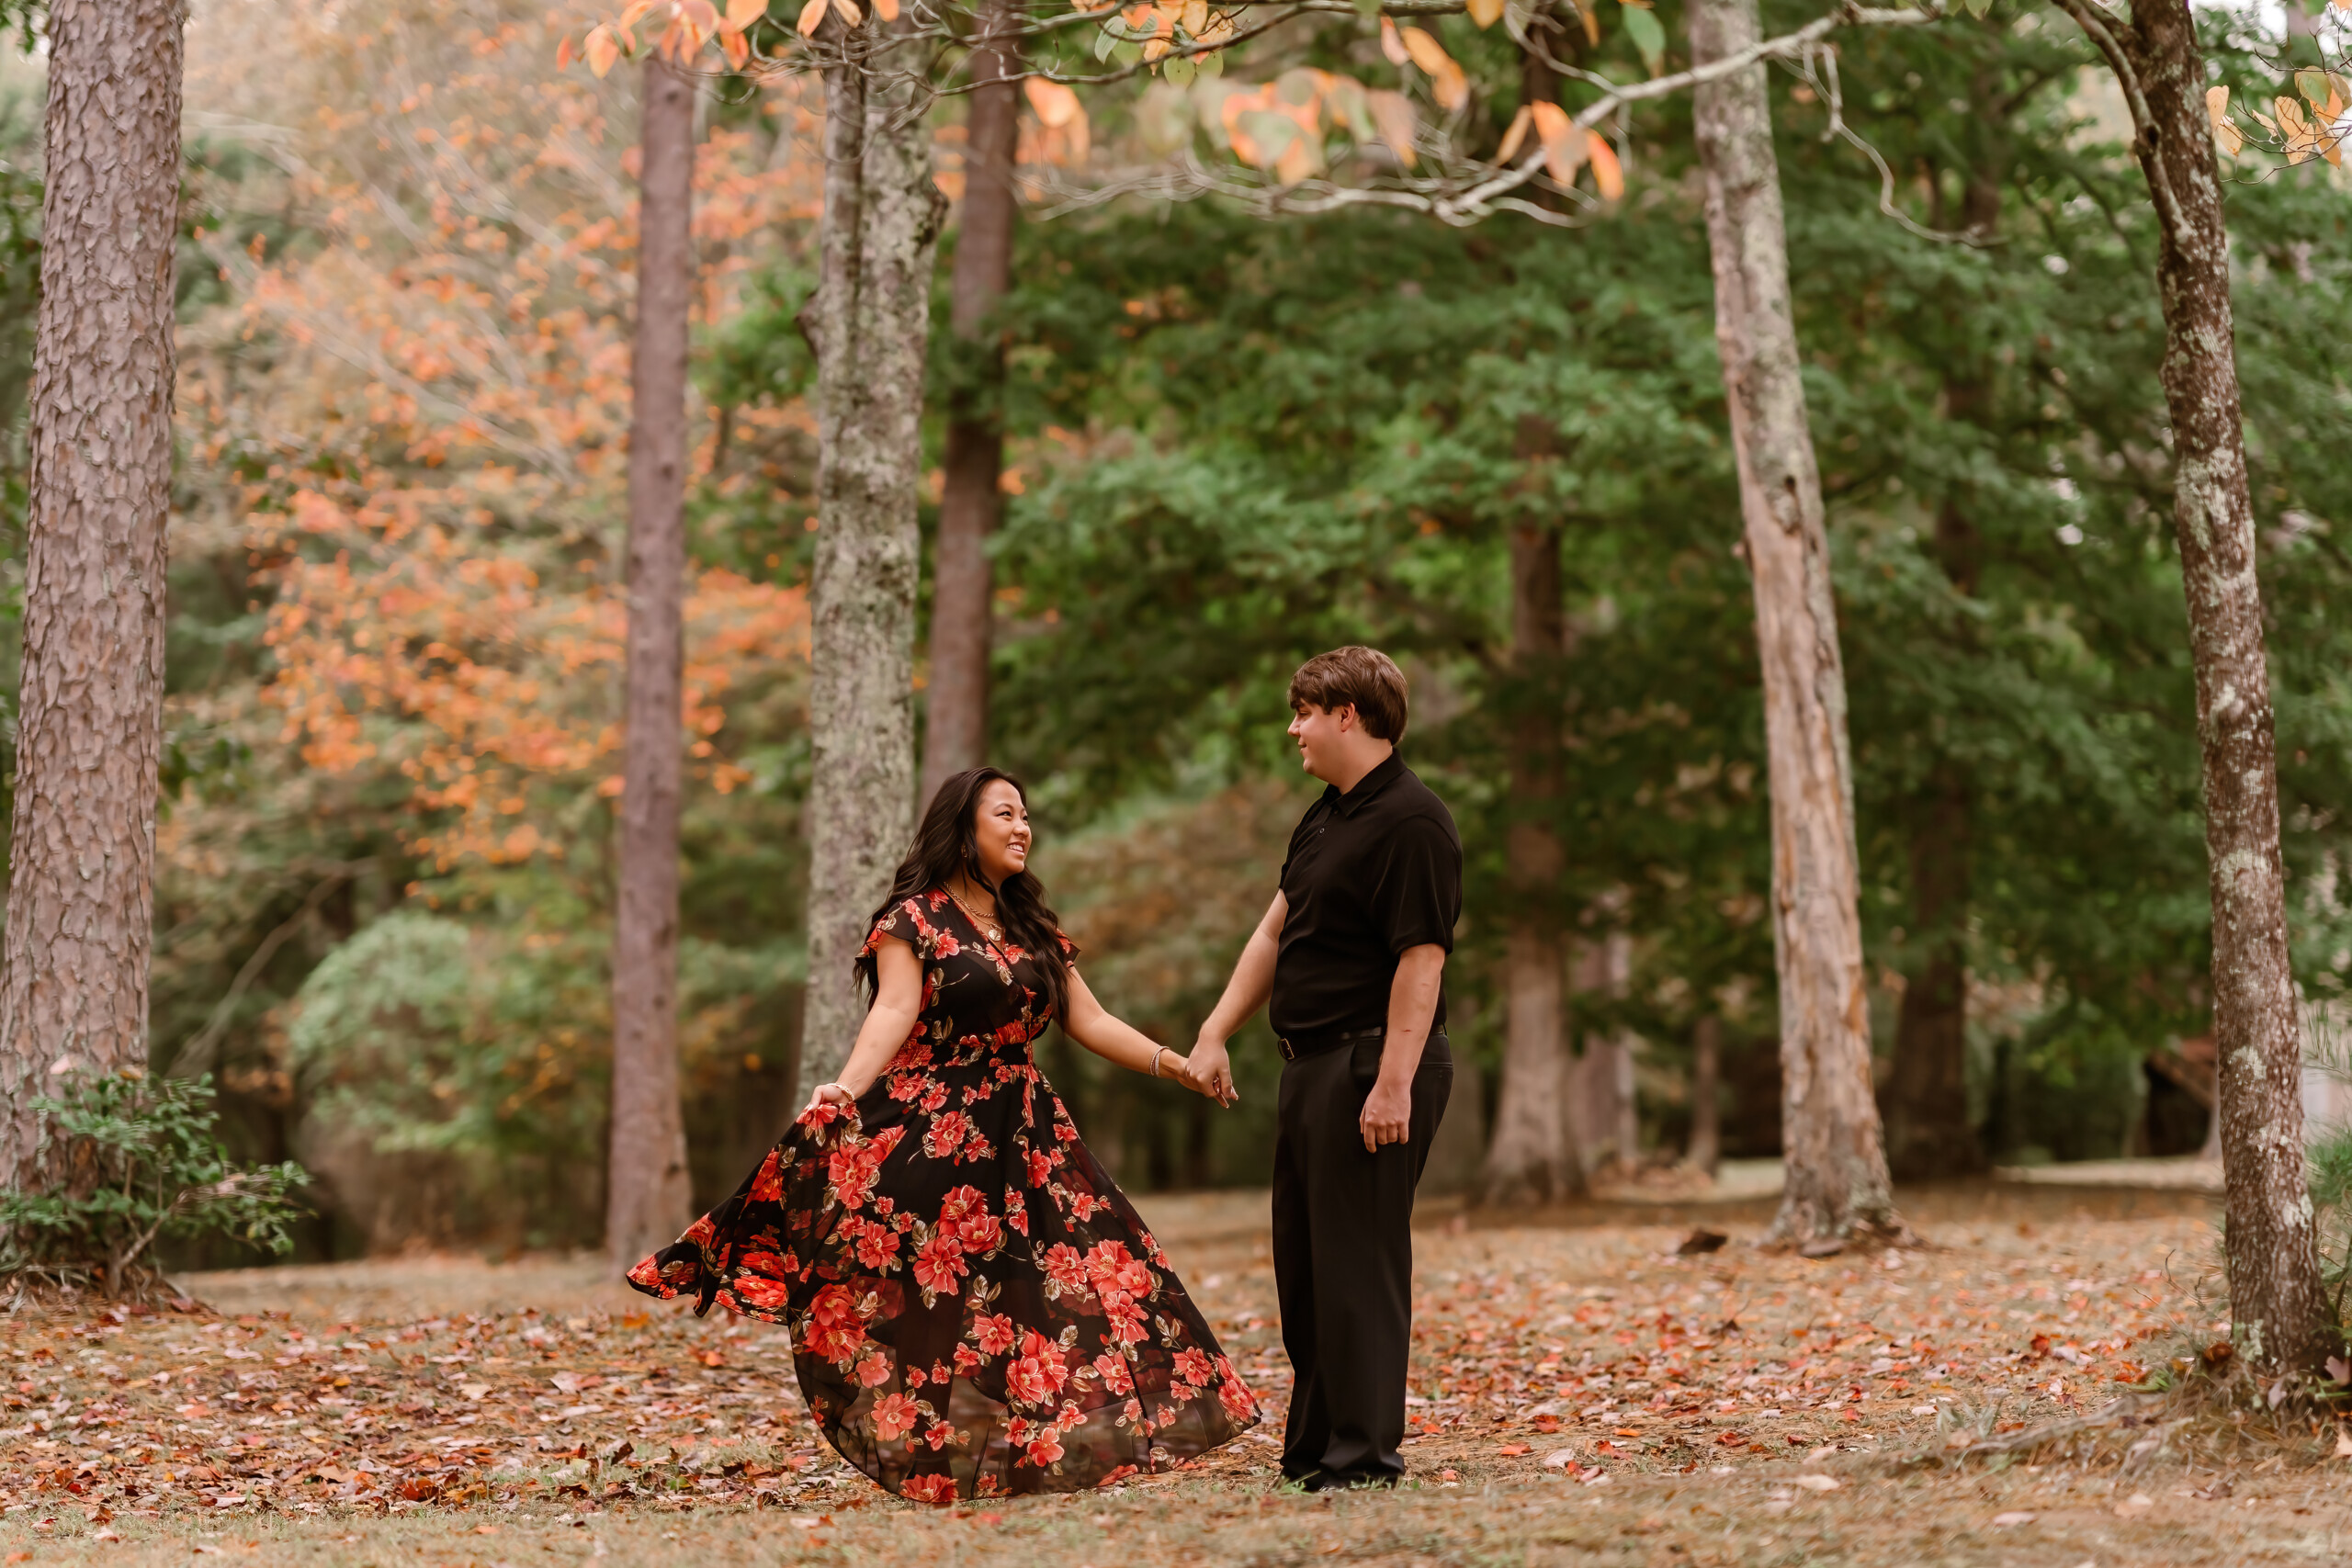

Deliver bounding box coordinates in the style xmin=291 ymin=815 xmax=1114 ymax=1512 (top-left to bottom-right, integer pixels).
xmin=627 ymin=891 xmax=1261 ymax=1502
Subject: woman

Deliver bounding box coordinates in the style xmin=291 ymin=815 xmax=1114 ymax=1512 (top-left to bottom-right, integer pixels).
xmin=628 ymin=767 xmax=1259 ymax=1502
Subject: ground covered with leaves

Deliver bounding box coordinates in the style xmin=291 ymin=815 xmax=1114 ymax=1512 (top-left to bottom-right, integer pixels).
xmin=3 ymin=1186 xmax=2346 ymax=1564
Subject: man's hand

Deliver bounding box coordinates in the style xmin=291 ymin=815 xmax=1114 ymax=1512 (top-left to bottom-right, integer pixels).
xmin=1188 ymin=1036 xmax=1238 ymax=1107
xmin=1359 ymin=1076 xmax=1412 ymax=1152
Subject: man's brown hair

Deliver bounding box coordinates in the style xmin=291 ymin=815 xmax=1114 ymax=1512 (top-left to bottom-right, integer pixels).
xmin=1287 ymin=647 xmax=1409 ymax=742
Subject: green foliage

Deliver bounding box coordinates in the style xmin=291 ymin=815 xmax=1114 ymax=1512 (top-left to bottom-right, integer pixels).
xmin=0 ymin=1071 xmax=308 ymax=1293
xmin=2307 ymin=1012 xmax=2352 ymax=1342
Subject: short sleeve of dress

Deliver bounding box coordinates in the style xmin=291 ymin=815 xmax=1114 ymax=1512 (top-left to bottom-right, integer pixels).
xmin=860 ymin=900 xmax=921 ymax=961
xmin=1056 ymin=930 xmax=1080 ymax=964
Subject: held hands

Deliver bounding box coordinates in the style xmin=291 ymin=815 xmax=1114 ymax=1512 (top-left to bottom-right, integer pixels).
xmin=1359 ymin=1076 xmax=1412 ymax=1152
xmin=1183 ymin=1036 xmax=1239 ymax=1108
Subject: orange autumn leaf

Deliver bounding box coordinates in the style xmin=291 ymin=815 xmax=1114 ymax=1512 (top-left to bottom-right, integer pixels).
xmin=1495 ymin=103 xmax=1532 ymax=164
xmin=1587 ymin=130 xmax=1623 ymax=198
xmin=584 ymin=22 xmax=620 ymax=75
xmin=795 ymin=0 xmax=828 ymax=31
xmin=1532 ymin=100 xmax=1583 ymax=184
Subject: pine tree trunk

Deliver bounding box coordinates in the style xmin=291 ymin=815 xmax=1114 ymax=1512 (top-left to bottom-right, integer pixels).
xmin=0 ymin=0 xmax=185 ymax=1187
xmin=1688 ymin=1014 xmax=1721 ymax=1176
xmin=2094 ymin=0 xmax=2327 ymax=1372
xmin=796 ymin=18 xmax=945 ymax=1103
xmin=1479 ymin=514 xmax=1583 ymax=1203
xmin=605 ymin=57 xmax=697 ymax=1269
xmin=1689 ymin=0 xmax=1905 ymax=1248
xmin=919 ymin=0 xmax=1021 ymax=809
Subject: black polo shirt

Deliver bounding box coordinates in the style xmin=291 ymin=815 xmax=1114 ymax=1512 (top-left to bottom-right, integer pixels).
xmin=1270 ymin=751 xmax=1463 ymax=1037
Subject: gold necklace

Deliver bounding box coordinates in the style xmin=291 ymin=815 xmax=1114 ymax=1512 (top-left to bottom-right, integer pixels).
xmin=948 ymin=885 xmax=1002 ymax=942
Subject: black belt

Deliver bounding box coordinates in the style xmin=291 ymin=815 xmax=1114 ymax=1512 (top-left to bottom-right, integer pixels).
xmin=1277 ymin=1024 xmax=1386 ymax=1063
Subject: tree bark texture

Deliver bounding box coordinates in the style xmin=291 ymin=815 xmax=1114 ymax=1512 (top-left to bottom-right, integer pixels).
xmin=605 ymin=57 xmax=697 ymax=1269
xmin=1479 ymin=514 xmax=1584 ymax=1204
xmin=1688 ymin=1014 xmax=1721 ymax=1176
xmin=796 ymin=19 xmax=946 ymax=1104
xmin=918 ymin=0 xmax=1022 ymax=811
xmin=0 ymin=0 xmax=186 ymax=1188
xmin=1689 ymin=0 xmax=1905 ymax=1247
xmin=2080 ymin=0 xmax=2327 ymax=1371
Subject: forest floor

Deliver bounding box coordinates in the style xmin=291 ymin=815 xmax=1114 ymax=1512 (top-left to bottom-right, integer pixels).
xmin=3 ymin=1183 xmax=2346 ymax=1566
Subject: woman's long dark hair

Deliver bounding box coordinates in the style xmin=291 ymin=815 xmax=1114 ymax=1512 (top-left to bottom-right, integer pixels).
xmin=855 ymin=767 xmax=1069 ymax=1023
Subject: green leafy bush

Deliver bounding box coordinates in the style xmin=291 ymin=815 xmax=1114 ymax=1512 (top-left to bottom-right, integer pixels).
xmin=2307 ymin=1012 xmax=2352 ymax=1344
xmin=0 ymin=1070 xmax=307 ymax=1297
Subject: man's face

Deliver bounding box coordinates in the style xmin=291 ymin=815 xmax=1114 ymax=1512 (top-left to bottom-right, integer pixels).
xmin=1288 ymin=702 xmax=1355 ymax=783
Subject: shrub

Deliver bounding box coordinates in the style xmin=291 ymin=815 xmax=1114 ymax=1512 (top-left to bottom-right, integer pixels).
xmin=0 ymin=1069 xmax=308 ymax=1299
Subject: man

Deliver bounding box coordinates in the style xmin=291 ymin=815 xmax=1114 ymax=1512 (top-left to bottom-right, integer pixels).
xmin=1189 ymin=646 xmax=1461 ymax=1490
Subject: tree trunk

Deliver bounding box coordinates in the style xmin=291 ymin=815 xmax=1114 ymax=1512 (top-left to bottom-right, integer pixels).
xmin=1688 ymin=1014 xmax=1721 ymax=1176
xmin=605 ymin=56 xmax=697 ymax=1269
xmin=919 ymin=0 xmax=1022 ymax=810
xmin=1688 ymin=0 xmax=1905 ymax=1248
xmin=1479 ymin=511 xmax=1583 ymax=1204
xmin=1883 ymin=149 xmax=2001 ymax=1184
xmin=795 ymin=17 xmax=946 ymax=1104
xmin=0 ymin=0 xmax=185 ymax=1187
xmin=2079 ymin=0 xmax=2328 ymax=1372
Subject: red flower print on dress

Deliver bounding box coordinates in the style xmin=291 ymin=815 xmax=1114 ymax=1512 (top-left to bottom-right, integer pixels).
xmin=1042 ymin=1244 xmax=1091 ymax=1298
xmin=973 ymin=1312 xmax=1017 ymax=1356
xmin=924 ymin=1110 xmax=974 ymax=1159
xmin=912 ymin=1235 xmax=968 ymax=1298
xmin=869 ymin=1390 xmax=923 ymax=1443
xmin=625 ymin=889 xmax=1256 ymax=1501
xmin=747 ymin=1150 xmax=786 ymax=1202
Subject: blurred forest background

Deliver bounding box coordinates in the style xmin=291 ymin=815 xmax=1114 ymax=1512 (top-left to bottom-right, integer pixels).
xmin=0 ymin=0 xmax=2346 ymax=1261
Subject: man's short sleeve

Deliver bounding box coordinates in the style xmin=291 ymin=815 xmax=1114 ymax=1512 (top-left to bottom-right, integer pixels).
xmin=1375 ymin=813 xmax=1461 ymax=955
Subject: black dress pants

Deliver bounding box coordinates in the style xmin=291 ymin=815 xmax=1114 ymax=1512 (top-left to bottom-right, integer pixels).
xmin=1272 ymin=1032 xmax=1452 ymax=1486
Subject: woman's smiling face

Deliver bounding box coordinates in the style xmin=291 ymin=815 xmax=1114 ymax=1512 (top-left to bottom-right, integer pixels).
xmin=970 ymin=778 xmax=1032 ymax=886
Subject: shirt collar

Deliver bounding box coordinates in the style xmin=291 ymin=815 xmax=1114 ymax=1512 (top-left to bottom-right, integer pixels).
xmin=1329 ymin=750 xmax=1405 ymax=818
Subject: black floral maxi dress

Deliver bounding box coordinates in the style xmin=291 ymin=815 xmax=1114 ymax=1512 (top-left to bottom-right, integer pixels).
xmin=627 ymin=891 xmax=1261 ymax=1503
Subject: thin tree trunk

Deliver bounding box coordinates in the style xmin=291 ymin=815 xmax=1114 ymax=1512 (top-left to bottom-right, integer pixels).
xmin=1884 ymin=128 xmax=2004 ymax=1184
xmin=919 ymin=0 xmax=1021 ymax=810
xmin=1688 ymin=1014 xmax=1721 ymax=1176
xmin=1688 ymin=0 xmax=1906 ymax=1249
xmin=796 ymin=16 xmax=946 ymax=1104
xmin=1479 ymin=506 xmax=1583 ymax=1204
xmin=605 ymin=56 xmax=697 ymax=1269
xmin=2053 ymin=0 xmax=2326 ymax=1372
xmin=0 ymin=0 xmax=185 ymax=1187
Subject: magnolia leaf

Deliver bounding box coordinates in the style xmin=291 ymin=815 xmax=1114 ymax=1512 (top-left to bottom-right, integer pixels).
xmin=1324 ymin=74 xmax=1375 ymax=144
xmin=1198 ymin=48 xmax=1224 ymax=77
xmin=1532 ymin=99 xmax=1583 ymax=184
xmin=2205 ymin=85 xmax=2244 ymax=156
xmin=1467 ymin=0 xmax=1506 ymax=28
xmin=1379 ymin=17 xmax=1410 ymax=69
xmin=584 ymin=22 xmax=621 ymax=75
xmin=724 ymin=0 xmax=766 ymax=26
xmin=1621 ymin=2 xmax=1666 ymax=76
xmin=795 ymin=0 xmax=828 ymax=31
xmin=619 ymin=0 xmax=666 ymax=30
xmin=555 ymin=32 xmax=576 ymax=69
xmin=1114 ymin=39 xmax=1142 ymax=64
xmin=1026 ymin=78 xmax=1083 ymax=128
xmin=1095 ymin=22 xmax=1119 ymax=58
xmin=1235 ymin=107 xmax=1300 ymax=169
xmin=1495 ymin=103 xmax=1532 ymax=164
xmin=1432 ymin=58 xmax=1471 ymax=114
xmin=830 ymin=0 xmax=863 ymax=24
xmin=1367 ymin=87 xmax=1418 ymax=168
xmin=1396 ymin=24 xmax=1450 ymax=75
xmin=1165 ymin=54 xmax=1197 ymax=85
xmin=721 ymin=26 xmax=752 ymax=63
xmin=874 ymin=0 xmax=899 ymax=17
xmin=681 ymin=0 xmax=720 ymax=37
xmin=2294 ymin=68 xmax=2335 ymax=108
xmin=1588 ymin=130 xmax=1623 ymax=198
xmin=1182 ymin=0 xmax=1209 ymax=31
xmin=1143 ymin=36 xmax=1170 ymax=61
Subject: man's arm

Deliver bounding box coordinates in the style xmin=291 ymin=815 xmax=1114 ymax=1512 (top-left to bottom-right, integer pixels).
xmin=1188 ymin=890 xmax=1286 ymax=1107
xmin=1358 ymin=943 xmax=1445 ymax=1152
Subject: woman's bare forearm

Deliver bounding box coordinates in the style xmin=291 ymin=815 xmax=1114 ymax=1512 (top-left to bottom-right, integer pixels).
xmin=830 ymin=1001 xmax=924 ymax=1097
xmin=1063 ymin=970 xmax=1180 ymax=1077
